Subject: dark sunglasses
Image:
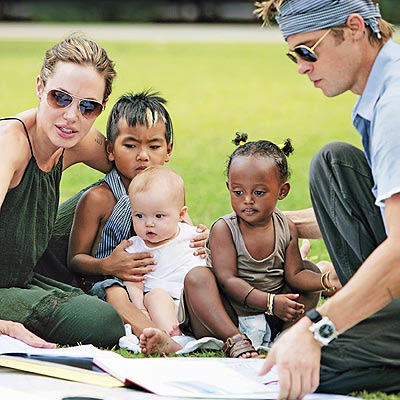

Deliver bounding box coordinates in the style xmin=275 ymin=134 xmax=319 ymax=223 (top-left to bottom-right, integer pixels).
xmin=287 ymin=29 xmax=332 ymax=64
xmin=46 ymin=89 xmax=104 ymax=119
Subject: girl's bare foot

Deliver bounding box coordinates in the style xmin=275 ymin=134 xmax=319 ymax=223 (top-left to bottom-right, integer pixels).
xmin=139 ymin=327 xmax=183 ymax=355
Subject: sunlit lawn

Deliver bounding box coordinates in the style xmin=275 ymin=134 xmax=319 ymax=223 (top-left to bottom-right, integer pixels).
xmin=0 ymin=38 xmax=361 ymax=261
xmin=1 ymin=37 xmax=397 ymax=399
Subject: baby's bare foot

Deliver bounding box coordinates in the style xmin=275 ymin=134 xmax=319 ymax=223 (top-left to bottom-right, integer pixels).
xmin=139 ymin=327 xmax=182 ymax=355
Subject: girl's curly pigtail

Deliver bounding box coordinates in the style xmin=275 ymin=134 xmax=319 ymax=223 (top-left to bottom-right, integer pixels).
xmin=277 ymin=138 xmax=294 ymax=157
xmin=232 ymin=132 xmax=248 ymax=146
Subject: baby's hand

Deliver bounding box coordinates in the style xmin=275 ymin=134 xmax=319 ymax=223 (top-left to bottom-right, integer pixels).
xmin=273 ymin=293 xmax=304 ymax=321
xmin=190 ymin=224 xmax=209 ymax=258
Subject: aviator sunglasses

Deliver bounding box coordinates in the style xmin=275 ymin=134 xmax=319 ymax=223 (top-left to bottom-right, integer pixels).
xmin=46 ymin=89 xmax=104 ymax=119
xmin=287 ymin=28 xmax=332 ymax=64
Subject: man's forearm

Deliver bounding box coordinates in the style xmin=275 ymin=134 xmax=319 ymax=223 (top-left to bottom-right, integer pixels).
xmin=284 ymin=208 xmax=322 ymax=239
xmin=319 ymin=237 xmax=400 ymax=334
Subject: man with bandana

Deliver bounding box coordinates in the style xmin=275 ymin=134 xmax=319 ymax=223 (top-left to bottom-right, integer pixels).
xmin=255 ymin=0 xmax=400 ymax=398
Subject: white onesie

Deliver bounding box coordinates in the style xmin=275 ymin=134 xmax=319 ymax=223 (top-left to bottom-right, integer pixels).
xmin=125 ymin=222 xmax=207 ymax=299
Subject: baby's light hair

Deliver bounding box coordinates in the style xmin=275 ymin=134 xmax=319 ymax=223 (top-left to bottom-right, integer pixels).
xmin=129 ymin=165 xmax=185 ymax=208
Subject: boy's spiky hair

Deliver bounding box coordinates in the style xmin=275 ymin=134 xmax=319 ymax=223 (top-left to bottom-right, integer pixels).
xmin=106 ymin=89 xmax=173 ymax=144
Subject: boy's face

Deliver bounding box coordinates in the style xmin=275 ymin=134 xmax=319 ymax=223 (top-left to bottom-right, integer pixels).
xmin=131 ymin=188 xmax=186 ymax=248
xmin=107 ymin=119 xmax=172 ymax=190
xmin=227 ymin=156 xmax=289 ymax=227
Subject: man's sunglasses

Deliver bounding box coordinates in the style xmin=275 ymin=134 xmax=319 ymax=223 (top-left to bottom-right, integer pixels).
xmin=286 ymin=29 xmax=332 ymax=64
xmin=46 ymin=89 xmax=104 ymax=119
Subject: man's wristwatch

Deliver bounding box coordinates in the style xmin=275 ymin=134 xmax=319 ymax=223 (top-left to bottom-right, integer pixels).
xmin=306 ymin=309 xmax=338 ymax=346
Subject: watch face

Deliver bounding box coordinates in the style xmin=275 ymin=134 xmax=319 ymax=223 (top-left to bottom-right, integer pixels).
xmin=319 ymin=323 xmax=334 ymax=338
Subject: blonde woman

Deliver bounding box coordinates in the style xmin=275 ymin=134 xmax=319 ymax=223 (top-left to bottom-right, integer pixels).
xmin=0 ymin=34 xmax=125 ymax=347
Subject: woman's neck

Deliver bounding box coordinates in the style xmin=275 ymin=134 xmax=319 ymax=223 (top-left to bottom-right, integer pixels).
xmin=18 ymin=108 xmax=63 ymax=172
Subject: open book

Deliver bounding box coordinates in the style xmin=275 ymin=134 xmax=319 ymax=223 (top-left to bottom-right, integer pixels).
xmin=0 ymin=335 xmax=360 ymax=400
xmin=0 ymin=335 xmax=123 ymax=388
xmin=0 ymin=335 xmax=277 ymax=398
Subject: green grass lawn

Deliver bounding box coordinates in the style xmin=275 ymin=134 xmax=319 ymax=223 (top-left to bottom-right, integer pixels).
xmin=1 ymin=38 xmax=398 ymax=399
xmin=0 ymin=38 xmax=360 ymax=261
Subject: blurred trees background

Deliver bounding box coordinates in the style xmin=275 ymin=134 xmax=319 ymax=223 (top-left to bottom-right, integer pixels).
xmin=0 ymin=0 xmax=399 ymax=24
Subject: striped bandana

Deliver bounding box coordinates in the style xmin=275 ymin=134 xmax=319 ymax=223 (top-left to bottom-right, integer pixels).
xmin=276 ymin=0 xmax=382 ymax=40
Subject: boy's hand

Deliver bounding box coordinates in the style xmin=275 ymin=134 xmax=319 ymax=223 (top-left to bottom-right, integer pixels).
xmin=273 ymin=293 xmax=304 ymax=321
xmin=105 ymin=240 xmax=156 ymax=281
xmin=190 ymin=224 xmax=209 ymax=258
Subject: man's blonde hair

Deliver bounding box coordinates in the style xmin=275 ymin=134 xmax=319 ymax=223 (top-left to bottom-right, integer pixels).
xmin=254 ymin=0 xmax=393 ymax=45
xmin=40 ymin=33 xmax=116 ymax=102
xmin=129 ymin=166 xmax=185 ymax=208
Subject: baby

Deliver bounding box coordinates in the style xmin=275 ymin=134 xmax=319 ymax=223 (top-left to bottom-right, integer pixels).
xmin=125 ymin=165 xmax=207 ymax=336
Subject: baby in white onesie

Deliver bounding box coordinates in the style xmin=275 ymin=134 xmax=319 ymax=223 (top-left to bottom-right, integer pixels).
xmin=125 ymin=165 xmax=206 ymax=336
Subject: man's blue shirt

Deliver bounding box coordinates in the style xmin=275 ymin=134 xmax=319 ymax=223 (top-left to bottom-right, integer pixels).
xmin=352 ymin=39 xmax=400 ymax=222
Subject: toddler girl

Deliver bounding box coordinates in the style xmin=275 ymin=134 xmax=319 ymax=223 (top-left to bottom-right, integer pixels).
xmin=207 ymin=133 xmax=335 ymax=347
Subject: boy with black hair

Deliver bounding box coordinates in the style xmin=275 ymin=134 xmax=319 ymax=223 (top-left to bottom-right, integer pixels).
xmin=67 ymin=91 xmax=206 ymax=351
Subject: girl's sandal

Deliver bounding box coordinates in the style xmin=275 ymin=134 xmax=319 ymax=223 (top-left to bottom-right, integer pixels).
xmin=222 ymin=333 xmax=258 ymax=358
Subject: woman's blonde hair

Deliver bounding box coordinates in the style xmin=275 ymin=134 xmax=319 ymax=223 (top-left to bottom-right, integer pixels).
xmin=39 ymin=33 xmax=116 ymax=102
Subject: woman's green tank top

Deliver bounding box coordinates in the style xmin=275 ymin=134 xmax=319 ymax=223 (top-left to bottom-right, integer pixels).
xmin=0 ymin=118 xmax=63 ymax=288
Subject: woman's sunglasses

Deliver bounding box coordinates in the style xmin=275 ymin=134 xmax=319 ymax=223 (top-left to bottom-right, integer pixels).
xmin=286 ymin=29 xmax=332 ymax=64
xmin=46 ymin=89 xmax=104 ymax=119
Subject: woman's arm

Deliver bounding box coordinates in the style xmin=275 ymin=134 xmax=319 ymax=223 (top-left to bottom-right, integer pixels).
xmin=63 ymin=126 xmax=112 ymax=173
xmin=0 ymin=120 xmax=31 ymax=207
xmin=0 ymin=320 xmax=56 ymax=348
xmin=68 ymin=186 xmax=156 ymax=281
xmin=182 ymin=211 xmax=209 ymax=258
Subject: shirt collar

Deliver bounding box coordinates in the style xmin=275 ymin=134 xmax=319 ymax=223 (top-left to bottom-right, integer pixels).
xmin=352 ymin=39 xmax=398 ymax=123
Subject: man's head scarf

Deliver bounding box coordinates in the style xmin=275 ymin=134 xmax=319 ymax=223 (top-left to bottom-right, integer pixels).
xmin=276 ymin=0 xmax=382 ymax=40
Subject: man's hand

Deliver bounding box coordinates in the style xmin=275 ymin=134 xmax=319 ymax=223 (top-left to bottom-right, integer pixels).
xmin=273 ymin=294 xmax=305 ymax=321
xmin=104 ymin=240 xmax=156 ymax=281
xmin=0 ymin=320 xmax=56 ymax=348
xmin=259 ymin=317 xmax=321 ymax=399
xmin=190 ymin=224 xmax=209 ymax=258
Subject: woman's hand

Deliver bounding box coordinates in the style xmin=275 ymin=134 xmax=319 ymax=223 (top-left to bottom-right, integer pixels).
xmin=104 ymin=240 xmax=156 ymax=281
xmin=190 ymin=224 xmax=209 ymax=258
xmin=0 ymin=320 xmax=56 ymax=348
xmin=273 ymin=293 xmax=305 ymax=321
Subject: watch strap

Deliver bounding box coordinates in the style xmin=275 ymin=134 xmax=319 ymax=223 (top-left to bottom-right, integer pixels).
xmin=306 ymin=309 xmax=322 ymax=323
